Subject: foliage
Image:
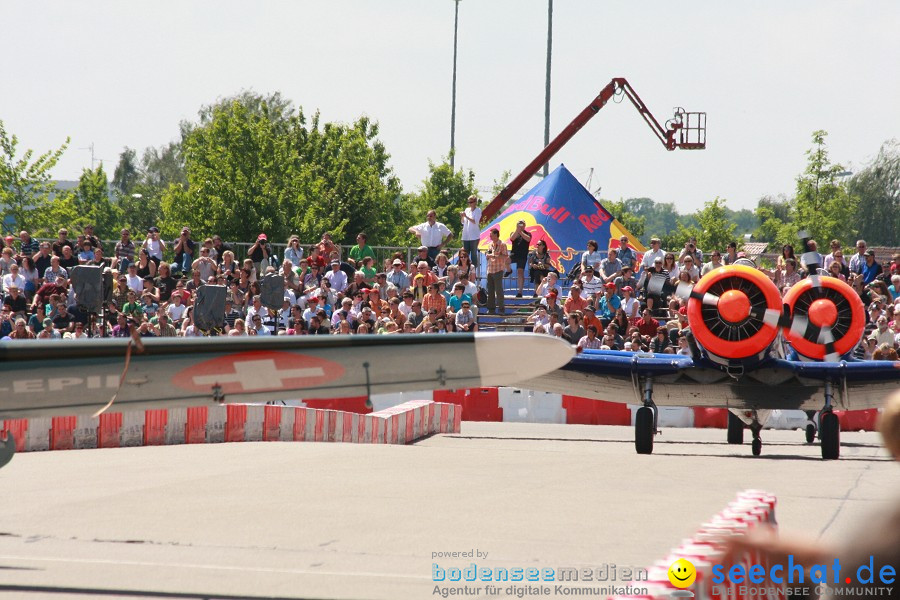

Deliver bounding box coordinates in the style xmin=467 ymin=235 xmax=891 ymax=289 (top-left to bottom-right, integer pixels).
xmin=849 ymin=139 xmax=899 ymax=245
xmin=0 ymin=119 xmax=69 ymax=233
xmin=605 ymin=198 xmax=646 ymax=240
xmin=693 ymin=197 xmax=737 ymax=252
xmin=112 ymin=147 xmax=140 ymax=196
xmin=73 ymin=164 xmax=121 ymax=239
xmin=792 ymin=130 xmax=858 ymax=246
xmin=405 ymin=158 xmax=478 ymax=241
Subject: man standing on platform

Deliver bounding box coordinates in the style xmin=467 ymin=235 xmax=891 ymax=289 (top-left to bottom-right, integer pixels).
xmin=408 ymin=210 xmax=453 ymax=262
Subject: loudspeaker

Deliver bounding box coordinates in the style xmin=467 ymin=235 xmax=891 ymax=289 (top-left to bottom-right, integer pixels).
xmin=194 ymin=285 xmax=226 ymax=331
xmin=259 ymin=273 xmax=285 ymax=309
xmin=70 ymin=265 xmax=104 ymax=313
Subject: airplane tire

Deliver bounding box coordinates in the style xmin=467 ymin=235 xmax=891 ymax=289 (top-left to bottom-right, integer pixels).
xmin=805 ymin=423 xmax=816 ymax=444
xmin=751 ymin=438 xmax=762 ymax=456
xmin=727 ymin=413 xmax=744 ymax=445
xmin=635 ymin=406 xmax=654 ymax=455
xmin=821 ymin=412 xmax=840 ymax=460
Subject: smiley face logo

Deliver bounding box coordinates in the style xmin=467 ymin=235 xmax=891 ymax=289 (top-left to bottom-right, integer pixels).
xmin=668 ymin=558 xmax=696 ymax=588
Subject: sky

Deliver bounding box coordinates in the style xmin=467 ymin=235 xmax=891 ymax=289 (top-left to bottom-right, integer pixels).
xmin=1 ymin=1 xmax=898 ymax=214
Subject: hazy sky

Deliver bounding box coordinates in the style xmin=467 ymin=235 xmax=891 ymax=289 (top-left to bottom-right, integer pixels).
xmin=2 ymin=1 xmax=898 ymax=213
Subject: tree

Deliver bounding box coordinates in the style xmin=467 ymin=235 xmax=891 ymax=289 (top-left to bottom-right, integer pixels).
xmin=0 ymin=119 xmax=69 ymax=233
xmin=605 ymin=198 xmax=646 ymax=240
xmin=694 ymin=197 xmax=737 ymax=252
xmin=793 ymin=130 xmax=857 ymax=246
xmin=849 ymin=139 xmax=899 ymax=245
xmin=112 ymin=147 xmax=140 ymax=196
xmin=405 ymin=158 xmax=478 ymax=241
xmin=73 ymin=165 xmax=121 ymax=239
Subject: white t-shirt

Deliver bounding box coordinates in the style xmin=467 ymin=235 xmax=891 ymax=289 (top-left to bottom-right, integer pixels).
xmin=167 ymin=303 xmax=187 ymax=322
xmin=413 ymin=221 xmax=452 ymax=247
xmin=144 ymin=238 xmax=164 ymax=260
xmin=461 ymin=207 xmax=482 ymax=241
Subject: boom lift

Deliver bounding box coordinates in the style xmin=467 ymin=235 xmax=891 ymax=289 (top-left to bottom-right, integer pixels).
xmin=480 ymin=77 xmax=706 ymax=223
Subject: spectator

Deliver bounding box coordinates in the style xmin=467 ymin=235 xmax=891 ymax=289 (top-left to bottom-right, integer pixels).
xmin=860 ymin=249 xmax=883 ymax=284
xmin=408 ymin=210 xmax=454 ymax=261
xmin=678 ymin=236 xmax=703 ymax=264
xmin=460 ymin=195 xmax=482 ymax=269
xmin=18 ymin=257 xmax=39 ymax=298
xmin=455 ymin=248 xmax=476 ymax=281
xmin=37 ymin=317 xmax=60 ymax=339
xmin=3 ymin=285 xmax=27 ymax=319
xmin=52 ymin=228 xmax=74 ymax=257
xmin=121 ymin=290 xmax=143 ymax=320
xmin=827 ymin=260 xmax=847 ymax=281
xmin=871 ymin=317 xmax=894 ymax=346
xmin=387 ymin=258 xmax=410 ymax=290
xmin=407 ymin=300 xmax=426 ymax=329
xmin=562 ymin=312 xmax=585 ymax=345
xmin=723 ymin=241 xmax=738 ymax=265
xmin=579 ymin=266 xmax=603 ymax=299
xmin=458 ymin=272 xmax=478 ymax=300
xmin=580 ymin=240 xmax=603 ymax=272
xmin=528 ymin=239 xmax=554 ymax=297
xmin=192 ymin=246 xmax=218 ymax=281
xmin=58 ymin=245 xmax=77 ymax=270
xmin=577 ymin=325 xmax=603 ymax=352
xmin=348 ymin=232 xmax=376 ymax=268
xmin=641 ymin=237 xmax=665 ymax=269
xmin=432 ymin=253 xmax=450 ymax=281
xmin=636 ymin=307 xmax=660 ymax=338
xmin=639 ymin=256 xmax=669 ymax=313
xmin=542 ymin=290 xmax=564 ymax=321
xmin=563 ymin=285 xmax=589 ymax=316
xmin=621 ymin=285 xmax=639 ymax=319
xmin=324 ymin=259 xmax=348 ymax=293
xmin=284 ymin=235 xmax=304 ymax=268
xmin=2 ymin=263 xmax=25 ymax=293
xmin=409 ymin=274 xmax=428 ymax=302
xmin=111 ymin=314 xmax=131 ymax=338
xmin=142 ymin=226 xmax=165 ymax=265
xmin=617 ymin=235 xmax=636 ymax=270
xmin=454 ymin=299 xmax=478 ymax=332
xmin=651 ymin=326 xmax=671 ymax=353
xmin=508 ymin=219 xmax=532 ymax=296
xmin=527 ymin=305 xmax=551 ymax=332
xmin=662 ymin=252 xmax=680 ymax=284
xmin=702 ymin=250 xmax=723 ymax=275
xmin=132 ymin=248 xmax=156 ymax=279
xmin=17 ymin=230 xmax=39 ymax=260
xmin=680 ymin=255 xmax=700 ymax=283
xmin=248 ymin=233 xmax=273 ymax=273
xmin=33 ymin=243 xmax=53 ymax=280
xmin=166 ymin=293 xmax=188 ymax=326
xmin=775 ymin=243 xmax=796 ymax=270
xmin=76 ymin=240 xmax=95 ymax=265
xmin=599 ymin=248 xmax=623 ymax=283
xmin=484 ymin=228 xmax=507 ymax=314
xmin=9 ymin=317 xmax=34 ymax=339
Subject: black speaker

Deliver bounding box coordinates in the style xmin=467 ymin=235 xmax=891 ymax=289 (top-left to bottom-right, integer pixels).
xmin=70 ymin=265 xmax=104 ymax=313
xmin=259 ymin=273 xmax=285 ymax=309
xmin=194 ymin=285 xmax=226 ymax=331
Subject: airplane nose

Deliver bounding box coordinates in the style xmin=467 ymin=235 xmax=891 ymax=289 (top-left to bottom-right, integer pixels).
xmin=718 ymin=289 xmax=750 ymax=323
xmin=808 ymin=298 xmax=838 ymax=328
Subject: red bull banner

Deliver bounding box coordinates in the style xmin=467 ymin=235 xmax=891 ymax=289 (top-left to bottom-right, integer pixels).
xmin=478 ymin=164 xmax=645 ymax=273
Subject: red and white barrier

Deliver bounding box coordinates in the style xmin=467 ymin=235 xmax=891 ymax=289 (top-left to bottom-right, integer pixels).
xmin=0 ymin=400 xmax=459 ymax=453
xmin=609 ymin=490 xmax=782 ymax=600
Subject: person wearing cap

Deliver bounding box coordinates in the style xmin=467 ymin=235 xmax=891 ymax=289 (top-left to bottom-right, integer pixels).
xmin=142 ymin=226 xmax=165 ymax=264
xmin=36 ymin=316 xmax=60 ymax=339
xmin=366 ymin=286 xmax=388 ymax=317
xmin=640 ymin=237 xmax=665 ymax=269
xmin=408 ymin=210 xmax=453 ymax=262
xmin=612 ymin=265 xmax=638 ymax=298
xmin=248 ymin=233 xmax=273 ymax=274
xmin=323 ymin=258 xmax=348 ymax=293
xmin=578 ymin=265 xmax=603 ymax=299
xmin=860 ymin=248 xmax=883 ymax=285
xmin=620 ymin=285 xmax=639 ymax=319
xmin=596 ymin=282 xmax=622 ymax=325
xmin=639 ymin=254 xmax=669 ymax=313
xmin=386 ymin=258 xmax=410 ymax=290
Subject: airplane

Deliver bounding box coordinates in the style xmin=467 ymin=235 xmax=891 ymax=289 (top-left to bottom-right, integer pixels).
xmin=522 ymin=264 xmax=899 ymax=460
xmin=0 ymin=332 xmax=575 ymax=468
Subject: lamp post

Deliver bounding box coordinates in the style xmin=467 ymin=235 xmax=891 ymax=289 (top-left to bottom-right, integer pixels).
xmin=450 ymin=0 xmax=461 ymax=169
xmin=542 ymin=0 xmax=553 ymax=177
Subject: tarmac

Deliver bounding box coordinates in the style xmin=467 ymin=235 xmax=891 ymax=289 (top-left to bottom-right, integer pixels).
xmin=0 ymin=422 xmax=897 ymax=600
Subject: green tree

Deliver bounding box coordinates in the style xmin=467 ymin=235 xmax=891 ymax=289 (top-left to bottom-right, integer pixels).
xmin=74 ymin=164 xmax=122 ymax=239
xmin=0 ymin=119 xmax=69 ymax=233
xmin=405 ymin=158 xmax=478 ymax=242
xmin=694 ymin=197 xmax=737 ymax=252
xmin=793 ymin=130 xmax=858 ymax=246
xmin=849 ymin=139 xmax=899 ymax=245
xmin=112 ymin=147 xmax=140 ymax=196
xmin=605 ymin=198 xmax=646 ymax=239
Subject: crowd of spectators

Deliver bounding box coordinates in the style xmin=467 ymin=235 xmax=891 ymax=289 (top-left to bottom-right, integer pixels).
xmin=1 ymin=202 xmax=898 ymax=360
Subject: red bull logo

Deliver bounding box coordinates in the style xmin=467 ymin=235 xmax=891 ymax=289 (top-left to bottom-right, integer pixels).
xmin=478 ymin=212 xmax=576 ymax=272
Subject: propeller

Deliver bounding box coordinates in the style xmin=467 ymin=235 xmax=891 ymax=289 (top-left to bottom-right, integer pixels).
xmin=781 ymin=275 xmax=865 ymax=361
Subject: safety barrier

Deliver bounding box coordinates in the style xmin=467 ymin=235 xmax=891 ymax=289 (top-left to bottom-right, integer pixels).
xmin=609 ymin=490 xmax=782 ymax=600
xmin=0 ymin=400 xmax=459 ymax=453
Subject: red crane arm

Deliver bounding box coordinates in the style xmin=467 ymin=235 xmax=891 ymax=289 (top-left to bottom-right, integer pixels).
xmin=479 ymin=77 xmax=704 ymax=223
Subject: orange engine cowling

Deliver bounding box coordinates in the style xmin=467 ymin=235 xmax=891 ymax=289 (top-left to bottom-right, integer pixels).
xmin=781 ymin=275 xmax=865 ymax=361
xmin=685 ymin=265 xmax=783 ymax=364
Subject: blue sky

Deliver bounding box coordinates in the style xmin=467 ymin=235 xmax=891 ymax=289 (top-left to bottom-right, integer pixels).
xmin=1 ymin=0 xmax=897 ymax=212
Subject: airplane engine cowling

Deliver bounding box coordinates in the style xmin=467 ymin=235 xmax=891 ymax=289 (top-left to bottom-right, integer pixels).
xmin=685 ymin=265 xmax=783 ymax=364
xmin=781 ymin=275 xmax=865 ymax=361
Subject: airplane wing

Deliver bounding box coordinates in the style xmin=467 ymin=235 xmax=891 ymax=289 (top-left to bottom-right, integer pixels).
xmin=520 ymin=350 xmax=899 ymax=412
xmin=0 ymin=333 xmax=574 ymax=420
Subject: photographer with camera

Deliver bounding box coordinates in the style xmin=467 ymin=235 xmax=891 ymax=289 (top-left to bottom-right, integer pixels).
xmin=678 ymin=236 xmax=703 ymax=265
xmin=249 ymin=233 xmax=273 ymax=275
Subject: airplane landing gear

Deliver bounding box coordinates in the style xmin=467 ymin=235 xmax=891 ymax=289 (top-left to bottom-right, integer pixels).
xmin=820 ymin=411 xmax=840 ymax=460
xmin=635 ymin=377 xmax=657 ymax=455
xmin=804 ymin=410 xmax=817 ymax=444
xmin=820 ymin=380 xmax=840 ymax=460
xmin=749 ymin=421 xmax=762 ymax=457
xmin=727 ymin=412 xmax=744 ymax=444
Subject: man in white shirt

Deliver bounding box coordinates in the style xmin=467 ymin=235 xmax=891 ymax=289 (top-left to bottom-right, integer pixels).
xmin=641 ymin=237 xmax=665 ymax=269
xmin=125 ymin=263 xmax=144 ymax=294
xmin=166 ymin=293 xmax=187 ymax=324
xmin=460 ymin=196 xmax=482 ymax=268
xmin=1 ymin=263 xmax=26 ymax=293
xmin=408 ymin=210 xmax=453 ymax=261
xmin=324 ymin=260 xmax=348 ymax=293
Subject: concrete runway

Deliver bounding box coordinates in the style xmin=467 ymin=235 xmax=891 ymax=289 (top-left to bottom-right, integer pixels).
xmin=1 ymin=422 xmax=897 ymax=600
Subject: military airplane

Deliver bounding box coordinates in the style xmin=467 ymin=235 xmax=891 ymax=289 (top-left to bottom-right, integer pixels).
xmin=0 ymin=333 xmax=575 ymax=468
xmin=523 ymin=265 xmax=898 ymax=460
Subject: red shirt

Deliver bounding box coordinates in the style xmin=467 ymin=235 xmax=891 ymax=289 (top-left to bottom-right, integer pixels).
xmin=636 ymin=317 xmax=659 ymax=337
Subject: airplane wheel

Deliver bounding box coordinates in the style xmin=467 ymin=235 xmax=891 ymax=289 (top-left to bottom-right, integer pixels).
xmin=820 ymin=412 xmax=840 ymax=460
xmin=635 ymin=406 xmax=654 ymax=455
xmin=727 ymin=413 xmax=744 ymax=445
xmin=805 ymin=423 xmax=816 ymax=444
xmin=751 ymin=438 xmax=762 ymax=456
